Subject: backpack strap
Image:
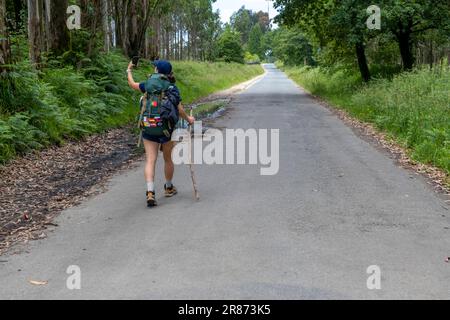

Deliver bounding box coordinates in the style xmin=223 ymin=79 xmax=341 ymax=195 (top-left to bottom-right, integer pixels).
xmin=138 ymin=95 xmax=147 ymax=129
xmin=160 ymin=75 xmax=171 ymax=97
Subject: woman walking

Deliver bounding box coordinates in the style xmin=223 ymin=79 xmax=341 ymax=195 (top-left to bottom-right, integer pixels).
xmin=127 ymin=60 xmax=195 ymax=207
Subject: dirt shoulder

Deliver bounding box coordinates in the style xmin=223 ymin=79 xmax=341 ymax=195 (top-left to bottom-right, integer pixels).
xmin=0 ymin=127 xmax=143 ymax=255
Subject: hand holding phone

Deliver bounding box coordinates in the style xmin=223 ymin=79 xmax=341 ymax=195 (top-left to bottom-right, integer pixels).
xmin=132 ymin=56 xmax=140 ymax=67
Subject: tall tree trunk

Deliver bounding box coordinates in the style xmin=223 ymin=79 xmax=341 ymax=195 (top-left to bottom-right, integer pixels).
xmin=0 ymin=0 xmax=11 ymax=73
xmin=125 ymin=0 xmax=138 ymax=57
xmin=144 ymin=27 xmax=149 ymax=58
xmin=124 ymin=0 xmax=149 ymax=58
xmin=187 ymin=31 xmax=190 ymax=60
xmin=87 ymin=2 xmax=100 ymax=57
xmin=148 ymin=16 xmax=156 ymax=60
xmin=397 ymin=31 xmax=414 ymax=70
xmin=180 ymin=29 xmax=183 ymax=60
xmin=43 ymin=0 xmax=51 ymax=51
xmin=28 ymin=0 xmax=42 ymax=68
xmin=394 ymin=19 xmax=415 ymax=71
xmin=112 ymin=0 xmax=122 ymax=48
xmin=13 ymin=0 xmax=25 ymax=31
xmin=428 ymin=39 xmax=433 ymax=69
xmin=165 ymin=20 xmax=169 ymax=59
xmin=447 ymin=48 xmax=450 ymax=66
xmin=143 ymin=0 xmax=149 ymax=58
xmin=101 ymin=0 xmax=110 ymax=53
xmin=355 ymin=42 xmax=371 ymax=82
xmin=48 ymin=0 xmax=69 ymax=55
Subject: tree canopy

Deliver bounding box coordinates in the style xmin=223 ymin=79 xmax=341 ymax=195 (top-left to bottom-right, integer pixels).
xmin=217 ymin=26 xmax=244 ymax=63
xmin=273 ymin=0 xmax=450 ymax=80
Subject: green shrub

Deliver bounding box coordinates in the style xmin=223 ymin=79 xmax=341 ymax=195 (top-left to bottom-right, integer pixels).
xmin=217 ymin=27 xmax=245 ymax=64
xmin=0 ymin=62 xmax=41 ymax=114
xmin=245 ymin=52 xmax=261 ymax=64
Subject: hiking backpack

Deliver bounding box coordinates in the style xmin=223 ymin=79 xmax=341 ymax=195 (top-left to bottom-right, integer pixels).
xmin=137 ymin=73 xmax=176 ymax=143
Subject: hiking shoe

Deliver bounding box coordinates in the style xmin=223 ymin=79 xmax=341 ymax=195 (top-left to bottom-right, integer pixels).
xmin=146 ymin=191 xmax=157 ymax=207
xmin=164 ymin=184 xmax=178 ymax=197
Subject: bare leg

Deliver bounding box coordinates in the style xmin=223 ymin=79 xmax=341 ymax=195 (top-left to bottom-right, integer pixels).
xmin=162 ymin=141 xmax=175 ymax=182
xmin=143 ymin=139 xmax=159 ymax=186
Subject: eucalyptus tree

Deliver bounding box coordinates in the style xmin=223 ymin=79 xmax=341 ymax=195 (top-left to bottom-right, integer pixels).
xmin=47 ymin=0 xmax=69 ymax=55
xmin=27 ymin=0 xmax=42 ymax=67
xmin=0 ymin=0 xmax=11 ymax=73
xmin=248 ymin=24 xmax=264 ymax=59
xmin=230 ymin=6 xmax=253 ymax=44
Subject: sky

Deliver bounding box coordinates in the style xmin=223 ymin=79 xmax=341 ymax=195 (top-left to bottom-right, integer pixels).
xmin=212 ymin=0 xmax=275 ymax=24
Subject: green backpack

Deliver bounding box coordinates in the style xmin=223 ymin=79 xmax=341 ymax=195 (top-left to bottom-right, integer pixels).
xmin=137 ymin=73 xmax=172 ymax=144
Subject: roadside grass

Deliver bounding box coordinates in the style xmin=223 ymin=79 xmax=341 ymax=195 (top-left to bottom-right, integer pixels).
xmin=0 ymin=52 xmax=263 ymax=164
xmin=280 ymin=63 xmax=450 ymax=176
xmin=174 ymin=61 xmax=262 ymax=104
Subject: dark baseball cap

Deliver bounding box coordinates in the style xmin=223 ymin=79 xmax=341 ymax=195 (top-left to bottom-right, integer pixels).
xmin=152 ymin=60 xmax=172 ymax=75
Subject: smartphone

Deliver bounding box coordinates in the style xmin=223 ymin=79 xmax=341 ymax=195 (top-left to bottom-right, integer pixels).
xmin=132 ymin=56 xmax=140 ymax=67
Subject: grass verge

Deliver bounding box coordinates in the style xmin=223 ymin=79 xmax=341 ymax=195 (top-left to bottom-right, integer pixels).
xmin=279 ymin=63 xmax=450 ymax=177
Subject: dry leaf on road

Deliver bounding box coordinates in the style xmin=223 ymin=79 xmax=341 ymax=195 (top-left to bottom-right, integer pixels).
xmin=29 ymin=280 xmax=48 ymax=286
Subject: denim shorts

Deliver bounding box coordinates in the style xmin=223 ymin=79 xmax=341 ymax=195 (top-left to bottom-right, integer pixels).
xmin=142 ymin=132 xmax=172 ymax=145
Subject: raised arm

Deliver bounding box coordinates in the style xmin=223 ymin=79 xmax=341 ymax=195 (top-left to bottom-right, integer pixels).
xmin=127 ymin=61 xmax=141 ymax=91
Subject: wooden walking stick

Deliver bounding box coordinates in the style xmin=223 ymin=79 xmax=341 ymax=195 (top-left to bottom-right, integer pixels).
xmin=188 ymin=106 xmax=200 ymax=201
xmin=137 ymin=95 xmax=147 ymax=148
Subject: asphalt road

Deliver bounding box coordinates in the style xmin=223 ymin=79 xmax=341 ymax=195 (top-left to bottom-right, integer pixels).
xmin=0 ymin=64 xmax=449 ymax=299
